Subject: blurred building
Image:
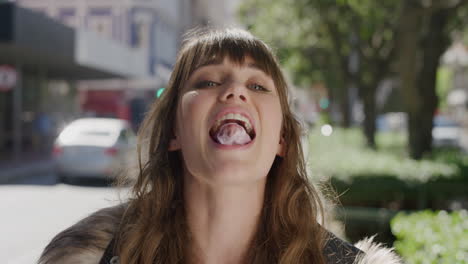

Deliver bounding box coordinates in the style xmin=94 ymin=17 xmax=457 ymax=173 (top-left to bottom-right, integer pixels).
xmin=0 ymin=2 xmax=147 ymax=161
xmin=0 ymin=0 xmax=245 ymax=161
xmin=191 ymin=0 xmax=242 ymax=27
xmin=14 ymin=0 xmax=192 ymax=130
xmin=442 ymin=41 xmax=468 ymax=124
xmin=12 ymin=0 xmax=244 ymax=127
xmin=15 ymin=0 xmax=191 ymax=70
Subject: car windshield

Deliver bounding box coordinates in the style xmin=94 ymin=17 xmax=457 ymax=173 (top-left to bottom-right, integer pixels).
xmin=58 ymin=122 xmax=120 ymax=146
xmin=434 ymin=116 xmax=458 ymax=128
xmin=79 ymin=131 xmax=112 ymax=137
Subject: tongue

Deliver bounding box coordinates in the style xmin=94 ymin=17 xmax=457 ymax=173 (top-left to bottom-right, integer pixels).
xmin=216 ymin=123 xmax=252 ymax=145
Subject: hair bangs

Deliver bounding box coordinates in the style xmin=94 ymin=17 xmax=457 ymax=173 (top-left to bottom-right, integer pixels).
xmin=184 ymin=28 xmax=279 ymax=80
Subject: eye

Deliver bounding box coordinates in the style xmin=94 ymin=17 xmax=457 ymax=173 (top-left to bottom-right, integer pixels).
xmin=249 ymin=83 xmax=269 ymax=92
xmin=195 ymin=80 xmax=219 ymax=89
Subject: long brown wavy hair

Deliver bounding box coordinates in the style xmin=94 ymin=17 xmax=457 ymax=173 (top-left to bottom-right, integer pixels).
xmin=115 ymin=28 xmax=326 ymax=264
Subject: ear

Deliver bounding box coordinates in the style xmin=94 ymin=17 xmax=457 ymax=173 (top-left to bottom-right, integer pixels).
xmin=168 ymin=136 xmax=181 ymax=151
xmin=276 ymin=136 xmax=285 ymax=157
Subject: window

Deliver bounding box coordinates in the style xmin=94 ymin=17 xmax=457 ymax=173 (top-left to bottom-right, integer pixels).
xmin=87 ymin=7 xmax=113 ymax=39
xmin=58 ymin=8 xmax=78 ymax=28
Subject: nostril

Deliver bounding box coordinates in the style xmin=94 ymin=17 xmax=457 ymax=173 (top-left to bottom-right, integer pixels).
xmin=223 ymin=92 xmax=246 ymax=101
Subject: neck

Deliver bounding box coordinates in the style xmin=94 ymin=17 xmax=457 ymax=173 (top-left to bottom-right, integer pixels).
xmin=184 ymin=174 xmax=266 ymax=264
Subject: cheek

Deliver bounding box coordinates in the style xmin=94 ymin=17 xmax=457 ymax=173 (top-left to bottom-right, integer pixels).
xmin=264 ymin=99 xmax=283 ymax=137
xmin=176 ymin=91 xmax=211 ymax=141
xmin=178 ymin=91 xmax=201 ymax=121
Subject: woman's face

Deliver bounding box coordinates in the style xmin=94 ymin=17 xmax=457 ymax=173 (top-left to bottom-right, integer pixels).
xmin=169 ymin=56 xmax=284 ymax=185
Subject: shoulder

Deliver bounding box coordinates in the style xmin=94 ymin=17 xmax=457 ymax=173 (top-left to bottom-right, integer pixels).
xmin=38 ymin=203 xmax=127 ymax=264
xmin=323 ymin=232 xmax=403 ymax=264
xmin=323 ymin=232 xmax=362 ymax=264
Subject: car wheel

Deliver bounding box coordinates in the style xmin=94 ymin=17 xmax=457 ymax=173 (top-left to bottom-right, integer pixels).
xmin=58 ymin=174 xmax=73 ymax=184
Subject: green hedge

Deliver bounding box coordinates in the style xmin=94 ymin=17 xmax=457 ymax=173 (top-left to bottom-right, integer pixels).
xmin=334 ymin=206 xmax=398 ymax=244
xmin=391 ymin=210 xmax=468 ymax=264
xmin=308 ymin=128 xmax=468 ymax=209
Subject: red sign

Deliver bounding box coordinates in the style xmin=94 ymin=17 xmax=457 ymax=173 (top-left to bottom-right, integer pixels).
xmin=0 ymin=65 xmax=18 ymax=92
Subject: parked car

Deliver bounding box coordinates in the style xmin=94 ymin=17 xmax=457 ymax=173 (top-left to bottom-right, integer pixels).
xmin=432 ymin=115 xmax=461 ymax=148
xmin=53 ymin=118 xmax=136 ymax=181
xmin=377 ymin=112 xmax=407 ymax=132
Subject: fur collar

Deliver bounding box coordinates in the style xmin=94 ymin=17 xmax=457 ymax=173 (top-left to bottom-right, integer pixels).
xmin=354 ymin=237 xmax=403 ymax=264
xmin=38 ymin=205 xmax=403 ymax=264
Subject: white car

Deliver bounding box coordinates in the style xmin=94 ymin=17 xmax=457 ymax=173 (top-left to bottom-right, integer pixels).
xmin=53 ymin=118 xmax=136 ymax=181
xmin=432 ymin=115 xmax=461 ymax=148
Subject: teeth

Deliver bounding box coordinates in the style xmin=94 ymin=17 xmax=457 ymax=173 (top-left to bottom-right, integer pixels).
xmin=214 ymin=113 xmax=253 ymax=133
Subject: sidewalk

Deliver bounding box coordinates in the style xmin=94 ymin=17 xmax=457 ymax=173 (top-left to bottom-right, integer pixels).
xmin=0 ymin=154 xmax=55 ymax=184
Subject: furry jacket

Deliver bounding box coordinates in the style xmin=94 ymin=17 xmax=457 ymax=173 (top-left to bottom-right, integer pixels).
xmin=38 ymin=204 xmax=403 ymax=264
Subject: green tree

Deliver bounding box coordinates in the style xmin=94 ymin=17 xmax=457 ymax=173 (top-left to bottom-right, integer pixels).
xmin=396 ymin=0 xmax=468 ymax=159
xmin=239 ymin=0 xmax=400 ymax=149
xmin=239 ymin=0 xmax=353 ymax=128
xmin=240 ymin=0 xmax=468 ymax=155
xmin=309 ymin=0 xmax=400 ymax=149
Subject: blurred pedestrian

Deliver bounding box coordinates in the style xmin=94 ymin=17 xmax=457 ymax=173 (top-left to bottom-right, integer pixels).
xmin=33 ymin=111 xmax=53 ymax=154
xmin=39 ymin=28 xmax=401 ymax=264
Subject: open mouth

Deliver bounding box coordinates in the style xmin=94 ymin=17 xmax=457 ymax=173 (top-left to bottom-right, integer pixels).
xmin=209 ymin=115 xmax=256 ymax=146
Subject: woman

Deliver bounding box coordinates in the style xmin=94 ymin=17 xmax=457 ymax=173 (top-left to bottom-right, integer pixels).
xmin=39 ymin=28 xmax=401 ymax=264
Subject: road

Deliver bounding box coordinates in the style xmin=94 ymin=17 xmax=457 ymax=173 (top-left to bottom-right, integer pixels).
xmin=0 ymin=173 xmax=124 ymax=264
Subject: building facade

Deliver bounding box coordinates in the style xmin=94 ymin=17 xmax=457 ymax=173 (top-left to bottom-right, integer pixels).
xmin=14 ymin=0 xmax=191 ymax=132
xmin=191 ymin=0 xmax=242 ymax=27
xmin=442 ymin=42 xmax=468 ymax=124
xmin=15 ymin=0 xmax=188 ymax=81
xmin=0 ymin=2 xmax=147 ymax=161
xmin=1 ymin=0 xmax=245 ymax=161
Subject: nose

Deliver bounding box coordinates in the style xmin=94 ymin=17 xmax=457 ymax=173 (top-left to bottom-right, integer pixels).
xmin=219 ymin=81 xmax=247 ymax=103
